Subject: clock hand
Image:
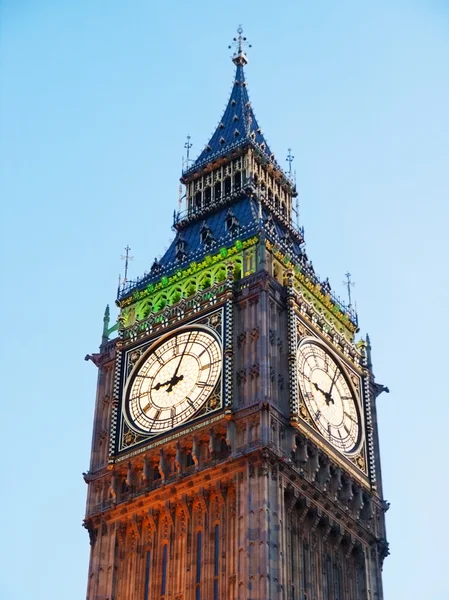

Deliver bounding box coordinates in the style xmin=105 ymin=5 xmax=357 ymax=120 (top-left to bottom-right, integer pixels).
xmin=312 ymin=381 xmax=327 ymax=396
xmin=327 ymin=369 xmax=339 ymax=398
xmin=166 ymin=373 xmax=184 ymax=393
xmin=166 ymin=334 xmax=192 ymax=392
xmin=153 ymin=378 xmax=175 ymax=391
xmin=302 ymin=373 xmax=334 ymax=405
xmin=153 ymin=374 xmax=185 ymax=392
xmin=172 ymin=333 xmax=191 ymax=379
xmin=314 ymin=382 xmax=334 ymax=406
xmin=303 ymin=374 xmax=329 ymax=399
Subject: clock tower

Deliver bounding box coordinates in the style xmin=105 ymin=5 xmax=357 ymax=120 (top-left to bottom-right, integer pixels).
xmin=84 ymin=28 xmax=389 ymax=600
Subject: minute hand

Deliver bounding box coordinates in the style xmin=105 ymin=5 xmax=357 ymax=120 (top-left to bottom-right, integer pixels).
xmin=166 ymin=334 xmax=192 ymax=392
xmin=172 ymin=333 xmax=191 ymax=379
xmin=328 ymin=369 xmax=339 ymax=397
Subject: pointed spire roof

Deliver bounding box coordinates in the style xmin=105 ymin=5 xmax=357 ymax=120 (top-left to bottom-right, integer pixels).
xmin=182 ymin=27 xmax=275 ymax=178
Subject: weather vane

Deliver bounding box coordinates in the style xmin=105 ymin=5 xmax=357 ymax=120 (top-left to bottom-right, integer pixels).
xmin=121 ymin=245 xmax=133 ymax=283
xmin=184 ymin=134 xmax=192 ymax=168
xmin=343 ymin=272 xmax=355 ymax=308
xmin=229 ymin=25 xmax=251 ymax=63
xmin=286 ymin=148 xmax=294 ymax=176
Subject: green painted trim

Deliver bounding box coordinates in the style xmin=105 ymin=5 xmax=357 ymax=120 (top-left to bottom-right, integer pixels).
xmin=266 ymin=240 xmax=357 ymax=340
xmin=118 ymin=236 xmax=258 ymax=329
xmin=107 ymin=322 xmax=119 ymax=335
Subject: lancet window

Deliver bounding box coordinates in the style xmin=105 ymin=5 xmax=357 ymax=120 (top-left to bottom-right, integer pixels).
xmin=143 ymin=550 xmax=151 ymax=600
xmin=195 ymin=531 xmax=202 ymax=600
xmin=213 ymin=525 xmax=219 ymax=600
xmin=161 ymin=544 xmax=168 ymax=596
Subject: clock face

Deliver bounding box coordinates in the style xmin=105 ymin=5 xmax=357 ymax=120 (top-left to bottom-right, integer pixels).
xmin=297 ymin=340 xmax=361 ymax=454
xmin=124 ymin=326 xmax=222 ymax=435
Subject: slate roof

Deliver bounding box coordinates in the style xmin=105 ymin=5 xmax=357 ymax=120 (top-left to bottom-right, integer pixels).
xmin=161 ymin=196 xmax=260 ymax=268
xmin=118 ymin=195 xmax=307 ymax=300
xmin=117 ymin=195 xmax=357 ymax=325
xmin=183 ymin=62 xmax=274 ymax=178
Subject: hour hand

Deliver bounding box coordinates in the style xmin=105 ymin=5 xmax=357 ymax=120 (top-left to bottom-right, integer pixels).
xmin=313 ymin=382 xmax=334 ymax=405
xmin=152 ymin=379 xmax=172 ymax=391
xmin=313 ymin=381 xmax=327 ymax=396
xmin=166 ymin=373 xmax=184 ymax=393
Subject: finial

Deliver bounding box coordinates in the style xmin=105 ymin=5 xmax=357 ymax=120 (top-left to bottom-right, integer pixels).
xmin=286 ymin=148 xmax=300 ymax=228
xmin=366 ymin=334 xmax=372 ymax=369
xmin=102 ymin=304 xmax=110 ymax=342
xmin=286 ymin=148 xmax=294 ymax=176
xmin=121 ymin=245 xmax=133 ymax=284
xmin=229 ymin=25 xmax=251 ymax=66
xmin=343 ymin=272 xmax=355 ymax=309
xmin=184 ymin=134 xmax=192 ymax=168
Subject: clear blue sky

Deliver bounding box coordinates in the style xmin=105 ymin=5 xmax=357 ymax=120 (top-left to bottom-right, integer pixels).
xmin=1 ymin=1 xmax=448 ymax=598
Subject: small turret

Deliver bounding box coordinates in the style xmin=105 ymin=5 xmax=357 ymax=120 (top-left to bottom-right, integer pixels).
xmin=102 ymin=304 xmax=110 ymax=344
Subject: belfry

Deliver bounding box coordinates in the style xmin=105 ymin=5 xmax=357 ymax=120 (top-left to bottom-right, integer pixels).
xmin=84 ymin=27 xmax=389 ymax=600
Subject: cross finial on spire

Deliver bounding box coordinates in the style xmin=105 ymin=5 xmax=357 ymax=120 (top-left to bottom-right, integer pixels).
xmin=184 ymin=134 xmax=192 ymax=168
xmin=286 ymin=148 xmax=295 ymax=176
xmin=121 ymin=245 xmax=133 ymax=283
xmin=343 ymin=272 xmax=355 ymax=308
xmin=229 ymin=25 xmax=251 ymax=66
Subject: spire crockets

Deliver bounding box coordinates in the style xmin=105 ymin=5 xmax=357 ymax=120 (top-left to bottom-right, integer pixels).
xmin=183 ymin=27 xmax=274 ymax=177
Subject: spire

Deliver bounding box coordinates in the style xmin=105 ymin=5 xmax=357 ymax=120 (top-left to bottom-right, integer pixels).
xmin=366 ymin=333 xmax=372 ymax=370
xmin=102 ymin=304 xmax=110 ymax=344
xmin=183 ymin=27 xmax=274 ymax=178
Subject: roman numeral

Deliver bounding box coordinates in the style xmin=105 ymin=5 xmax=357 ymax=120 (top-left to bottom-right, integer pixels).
xmin=198 ymin=341 xmax=214 ymax=358
xmin=344 ymin=412 xmax=358 ymax=424
xmin=155 ymin=353 xmax=165 ymax=365
xmin=197 ymin=381 xmax=212 ymax=388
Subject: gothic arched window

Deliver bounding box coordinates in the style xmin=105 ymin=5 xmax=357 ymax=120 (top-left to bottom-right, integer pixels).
xmin=213 ymin=525 xmax=219 ymax=600
xmin=195 ymin=531 xmax=203 ymax=600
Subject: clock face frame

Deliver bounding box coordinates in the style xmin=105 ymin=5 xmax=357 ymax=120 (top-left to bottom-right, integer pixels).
xmin=297 ymin=339 xmax=362 ymax=455
xmin=123 ymin=325 xmax=222 ymax=436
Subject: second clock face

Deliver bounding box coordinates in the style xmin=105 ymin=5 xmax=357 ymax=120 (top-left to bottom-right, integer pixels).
xmin=125 ymin=326 xmax=222 ymax=435
xmin=297 ymin=340 xmax=361 ymax=454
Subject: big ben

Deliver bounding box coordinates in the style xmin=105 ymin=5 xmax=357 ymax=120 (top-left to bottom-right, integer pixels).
xmin=84 ymin=28 xmax=389 ymax=600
